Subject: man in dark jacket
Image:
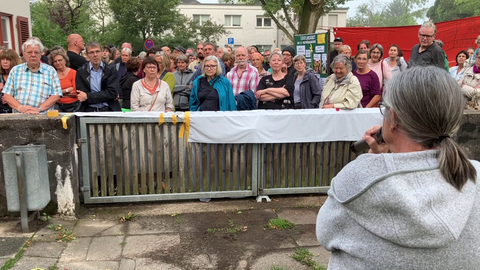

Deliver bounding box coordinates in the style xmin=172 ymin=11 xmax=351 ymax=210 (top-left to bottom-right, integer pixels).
xmin=76 ymin=41 xmax=121 ymax=112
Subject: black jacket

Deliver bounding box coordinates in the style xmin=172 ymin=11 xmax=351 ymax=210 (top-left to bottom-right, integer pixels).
xmin=119 ymin=71 xmax=140 ymax=109
xmin=75 ymin=62 xmax=121 ymax=111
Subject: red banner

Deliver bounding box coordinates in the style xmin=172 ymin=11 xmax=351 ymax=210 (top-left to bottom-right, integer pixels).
xmin=333 ymin=16 xmax=480 ymax=66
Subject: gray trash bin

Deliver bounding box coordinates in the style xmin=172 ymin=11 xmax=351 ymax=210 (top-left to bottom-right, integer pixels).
xmin=2 ymin=145 xmax=50 ymax=212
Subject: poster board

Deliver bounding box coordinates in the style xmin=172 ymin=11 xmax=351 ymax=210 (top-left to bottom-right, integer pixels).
xmin=294 ymin=32 xmax=329 ymax=81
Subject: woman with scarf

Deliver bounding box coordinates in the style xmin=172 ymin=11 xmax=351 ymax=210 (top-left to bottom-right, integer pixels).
xmin=320 ymin=55 xmax=362 ymax=109
xmin=459 ymin=49 xmax=480 ymax=110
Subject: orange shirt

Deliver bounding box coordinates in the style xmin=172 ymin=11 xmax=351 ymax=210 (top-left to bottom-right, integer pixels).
xmin=58 ymin=69 xmax=78 ymax=104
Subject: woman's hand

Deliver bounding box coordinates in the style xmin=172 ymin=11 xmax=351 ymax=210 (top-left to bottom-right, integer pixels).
xmin=363 ymin=125 xmax=389 ymax=154
xmin=321 ymin=104 xmax=334 ymax=109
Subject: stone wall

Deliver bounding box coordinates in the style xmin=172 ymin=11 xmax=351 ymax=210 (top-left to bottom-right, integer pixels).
xmin=0 ymin=114 xmax=78 ymax=217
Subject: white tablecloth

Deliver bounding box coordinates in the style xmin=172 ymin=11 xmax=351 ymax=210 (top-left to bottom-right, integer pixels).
xmin=74 ymin=108 xmax=383 ymax=143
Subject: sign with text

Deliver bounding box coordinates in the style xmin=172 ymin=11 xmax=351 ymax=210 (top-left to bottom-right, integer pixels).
xmin=294 ymin=33 xmax=329 ymax=79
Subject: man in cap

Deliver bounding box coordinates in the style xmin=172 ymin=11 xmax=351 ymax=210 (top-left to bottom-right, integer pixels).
xmin=329 ymin=37 xmax=343 ymax=74
xmin=173 ymin=46 xmax=186 ymax=57
xmin=282 ymin=46 xmax=296 ymax=77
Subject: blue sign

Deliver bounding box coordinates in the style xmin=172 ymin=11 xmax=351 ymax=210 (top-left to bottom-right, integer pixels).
xmin=144 ymin=39 xmax=154 ymax=50
xmin=228 ymin=38 xmax=234 ymax=45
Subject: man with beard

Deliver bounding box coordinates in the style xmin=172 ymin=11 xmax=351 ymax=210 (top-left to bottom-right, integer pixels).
xmin=192 ymin=42 xmax=226 ymax=80
xmin=188 ymin=42 xmax=204 ymax=71
xmin=226 ymin=46 xmax=259 ymax=95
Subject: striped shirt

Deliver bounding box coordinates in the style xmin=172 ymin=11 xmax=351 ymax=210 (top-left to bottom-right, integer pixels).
xmin=3 ymin=62 xmax=62 ymax=112
xmin=226 ymin=64 xmax=259 ymax=95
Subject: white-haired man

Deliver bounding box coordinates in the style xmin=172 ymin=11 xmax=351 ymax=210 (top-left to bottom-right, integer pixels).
xmin=3 ymin=38 xmax=62 ymax=114
xmin=408 ymin=22 xmax=445 ymax=69
xmin=226 ymin=46 xmax=259 ymax=95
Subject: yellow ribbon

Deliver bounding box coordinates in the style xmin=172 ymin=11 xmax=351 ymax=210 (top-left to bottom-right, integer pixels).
xmin=171 ymin=114 xmax=177 ymax=125
xmin=158 ymin=113 xmax=164 ymax=126
xmin=179 ymin=111 xmax=190 ymax=143
xmin=61 ymin=114 xmax=72 ymax=130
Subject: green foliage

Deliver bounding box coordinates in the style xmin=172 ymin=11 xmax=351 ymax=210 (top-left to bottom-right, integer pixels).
xmin=268 ymin=218 xmax=295 ymax=230
xmin=347 ymin=0 xmax=428 ymax=27
xmin=291 ymin=248 xmax=317 ymax=267
xmin=427 ymin=0 xmax=478 ymax=23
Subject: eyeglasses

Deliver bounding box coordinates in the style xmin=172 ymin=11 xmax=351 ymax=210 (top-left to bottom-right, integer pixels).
xmin=419 ymin=34 xmax=434 ymax=39
xmin=379 ymin=102 xmax=389 ymax=115
xmin=204 ymin=65 xmax=217 ymax=69
xmin=88 ymin=50 xmax=102 ymax=55
xmin=145 ymin=66 xmax=157 ymax=70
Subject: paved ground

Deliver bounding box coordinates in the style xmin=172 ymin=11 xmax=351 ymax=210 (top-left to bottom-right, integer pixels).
xmin=0 ymin=195 xmax=330 ymax=270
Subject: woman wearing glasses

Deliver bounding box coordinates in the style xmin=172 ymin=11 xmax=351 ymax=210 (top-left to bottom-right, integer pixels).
xmin=367 ymin=44 xmax=391 ymax=97
xmin=317 ymin=66 xmax=480 ymax=269
xmin=189 ymin=55 xmax=236 ymax=111
xmin=458 ymin=49 xmax=480 ymax=110
xmin=131 ymin=57 xmax=173 ymax=112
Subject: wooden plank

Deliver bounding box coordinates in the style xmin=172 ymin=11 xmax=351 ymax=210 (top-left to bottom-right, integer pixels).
xmin=105 ymin=124 xmax=114 ymax=196
xmin=232 ymin=144 xmax=239 ymax=191
xmin=114 ymin=124 xmax=123 ymax=196
xmin=155 ymin=124 xmax=163 ymax=194
xmin=98 ymin=124 xmax=107 ymax=197
xmin=239 ymin=144 xmax=246 ymax=190
xmin=246 ymin=144 xmax=252 ymax=190
xmin=186 ymin=142 xmax=193 ymax=192
xmin=89 ymin=125 xmax=98 ymax=197
xmin=164 ymin=124 xmax=171 ymax=193
xmin=294 ymin=143 xmax=301 ymax=187
xmin=280 ymin=144 xmax=286 ymax=188
xmin=301 ymin=143 xmax=308 ymax=187
xmin=178 ymin=127 xmax=186 ymax=193
xmin=131 ymin=125 xmax=139 ymax=195
xmin=322 ymin=142 xmax=329 ymax=186
xmin=308 ymin=142 xmax=315 ymax=187
xmin=171 ymin=124 xmax=179 ymax=193
xmin=122 ymin=124 xmax=131 ymax=195
xmin=147 ymin=124 xmax=155 ymax=194
xmin=138 ymin=124 xmax=147 ymax=194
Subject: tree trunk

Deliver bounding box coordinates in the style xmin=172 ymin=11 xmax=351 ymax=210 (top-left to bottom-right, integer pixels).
xmin=298 ymin=0 xmax=324 ymax=34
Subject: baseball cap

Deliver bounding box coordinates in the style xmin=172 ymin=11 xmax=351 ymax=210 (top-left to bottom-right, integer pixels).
xmin=334 ymin=37 xmax=343 ymax=42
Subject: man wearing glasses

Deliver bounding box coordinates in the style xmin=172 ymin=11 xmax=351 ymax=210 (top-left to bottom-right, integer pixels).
xmin=3 ymin=38 xmax=62 ymax=114
xmin=408 ymin=22 xmax=445 ymax=69
xmin=75 ymin=41 xmax=121 ymax=112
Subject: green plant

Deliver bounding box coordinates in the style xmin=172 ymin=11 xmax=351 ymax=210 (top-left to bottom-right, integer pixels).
xmin=119 ymin=211 xmax=136 ymax=223
xmin=41 ymin=212 xmax=51 ymax=222
xmin=226 ymin=219 xmax=239 ymax=234
xmin=270 ymin=266 xmax=289 ymax=270
xmin=48 ymin=224 xmax=63 ymax=231
xmin=1 ymin=237 xmax=33 ymax=270
xmin=48 ymin=264 xmax=59 ymax=270
xmin=206 ymin=219 xmax=239 ymax=234
xmin=268 ymin=218 xmax=295 ymax=230
xmin=291 ymin=248 xmax=316 ymax=267
xmin=121 ymin=241 xmax=126 ymax=247
xmin=313 ymin=266 xmax=327 ymax=270
xmin=176 ymin=215 xmax=182 ymax=224
xmin=56 ymin=229 xmax=76 ymax=242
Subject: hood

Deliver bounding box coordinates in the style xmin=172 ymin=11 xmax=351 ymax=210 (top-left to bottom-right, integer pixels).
xmin=329 ymin=150 xmax=477 ymax=249
xmin=119 ymin=71 xmax=137 ymax=85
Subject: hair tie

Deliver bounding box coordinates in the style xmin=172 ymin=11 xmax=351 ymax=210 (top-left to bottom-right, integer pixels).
xmin=438 ymin=134 xmax=450 ymax=142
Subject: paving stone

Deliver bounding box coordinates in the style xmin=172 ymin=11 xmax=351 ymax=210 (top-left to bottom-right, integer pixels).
xmin=133 ymin=258 xmax=182 ymax=270
xmin=58 ymin=237 xmax=92 ymax=262
xmin=308 ymin=246 xmax=331 ymax=268
xmin=119 ymin=258 xmax=135 ymax=270
xmin=0 ymin=258 xmax=7 ymax=267
xmin=9 ymin=257 xmax=58 ymax=270
xmin=127 ymin=218 xmax=180 ymax=235
xmin=0 ymin=237 xmax=28 ymax=258
xmin=101 ymin=223 xmax=126 ymax=236
xmin=86 ymin=236 xmax=123 ymax=261
xmin=122 ymin=234 xmax=180 ymax=258
xmin=57 ymin=260 xmax=120 ymax=270
xmin=24 ymin=241 xmax=66 ymax=258
xmin=294 ymin=226 xmax=322 ymax=247
xmin=74 ymin=219 xmax=118 ymax=237
xmin=276 ymin=209 xmax=318 ymax=225
xmin=249 ymin=250 xmax=312 ymax=270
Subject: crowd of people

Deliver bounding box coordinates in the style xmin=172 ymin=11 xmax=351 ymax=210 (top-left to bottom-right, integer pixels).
xmin=0 ymin=21 xmax=480 ymax=114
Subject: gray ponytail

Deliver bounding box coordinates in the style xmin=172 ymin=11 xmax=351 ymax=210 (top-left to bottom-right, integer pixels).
xmin=384 ymin=66 xmax=476 ymax=190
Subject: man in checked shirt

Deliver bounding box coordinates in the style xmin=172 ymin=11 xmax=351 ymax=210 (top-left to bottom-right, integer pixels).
xmin=3 ymin=37 xmax=62 ymax=114
xmin=226 ymin=46 xmax=259 ymax=96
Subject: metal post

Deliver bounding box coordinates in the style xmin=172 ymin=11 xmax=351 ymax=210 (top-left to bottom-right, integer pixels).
xmin=15 ymin=151 xmax=29 ymax=233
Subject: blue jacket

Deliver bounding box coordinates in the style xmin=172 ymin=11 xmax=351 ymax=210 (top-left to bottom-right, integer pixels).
xmin=189 ymin=75 xmax=237 ymax=111
xmin=235 ymin=90 xmax=257 ymax=110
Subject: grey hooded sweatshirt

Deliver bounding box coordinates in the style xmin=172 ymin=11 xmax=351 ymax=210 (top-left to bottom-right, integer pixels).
xmin=316 ymin=150 xmax=480 ymax=270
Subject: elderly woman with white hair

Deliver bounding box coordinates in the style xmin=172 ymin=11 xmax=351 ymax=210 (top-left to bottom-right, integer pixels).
xmin=317 ymin=66 xmax=480 ymax=269
xmin=189 ymin=55 xmax=236 ymax=111
xmin=319 ymin=54 xmax=362 ymax=109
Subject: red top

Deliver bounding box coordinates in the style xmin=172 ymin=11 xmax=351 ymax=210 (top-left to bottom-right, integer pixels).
xmin=58 ymin=69 xmax=79 ymax=104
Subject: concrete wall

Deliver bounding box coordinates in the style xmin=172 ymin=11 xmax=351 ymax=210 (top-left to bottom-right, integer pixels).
xmin=456 ymin=111 xmax=480 ymax=161
xmin=0 ymin=0 xmax=32 ymax=54
xmin=0 ymin=114 xmax=78 ymax=217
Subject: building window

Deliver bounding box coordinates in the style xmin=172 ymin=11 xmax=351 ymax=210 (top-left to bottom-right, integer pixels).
xmin=256 ymin=17 xmax=272 ymax=27
xmin=193 ymin=14 xmax=210 ymax=26
xmin=16 ymin=16 xmax=30 ymax=52
xmin=225 ymin=15 xmax=241 ymax=27
xmin=0 ymin=13 xmax=14 ymax=50
xmin=328 ymin=15 xmax=338 ymax=27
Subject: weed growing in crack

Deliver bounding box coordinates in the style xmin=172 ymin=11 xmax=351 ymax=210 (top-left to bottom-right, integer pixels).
xmin=268 ymin=218 xmax=295 ymax=230
xmin=119 ymin=211 xmax=136 ymax=223
xmin=291 ymin=248 xmax=326 ymax=269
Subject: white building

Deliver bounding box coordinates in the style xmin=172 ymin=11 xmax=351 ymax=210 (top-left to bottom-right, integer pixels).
xmin=0 ymin=0 xmax=32 ymax=53
xmin=178 ymin=0 xmax=348 ymax=51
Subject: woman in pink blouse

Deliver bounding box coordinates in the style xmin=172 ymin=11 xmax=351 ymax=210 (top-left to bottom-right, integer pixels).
xmin=367 ymin=44 xmax=391 ymax=96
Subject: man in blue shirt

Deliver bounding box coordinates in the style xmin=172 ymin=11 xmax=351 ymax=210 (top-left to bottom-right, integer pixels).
xmin=76 ymin=41 xmax=121 ymax=112
xmin=3 ymin=38 xmax=62 ymax=114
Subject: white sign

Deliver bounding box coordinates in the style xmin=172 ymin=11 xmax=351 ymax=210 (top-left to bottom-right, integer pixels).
xmin=297 ymin=45 xmax=306 ymax=55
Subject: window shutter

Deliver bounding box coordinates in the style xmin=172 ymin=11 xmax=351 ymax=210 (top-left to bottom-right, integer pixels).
xmin=16 ymin=16 xmax=29 ymax=52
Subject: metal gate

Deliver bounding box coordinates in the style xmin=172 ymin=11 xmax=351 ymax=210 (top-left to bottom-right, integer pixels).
xmin=78 ymin=116 xmax=360 ymax=204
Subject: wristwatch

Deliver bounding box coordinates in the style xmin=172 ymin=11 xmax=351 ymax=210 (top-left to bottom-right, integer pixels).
xmin=66 ymin=89 xmax=69 ymax=93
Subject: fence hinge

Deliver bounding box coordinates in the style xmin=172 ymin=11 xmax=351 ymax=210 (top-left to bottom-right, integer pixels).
xmin=77 ymin=138 xmax=87 ymax=147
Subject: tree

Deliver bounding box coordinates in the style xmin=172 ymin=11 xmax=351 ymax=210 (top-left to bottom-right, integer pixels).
xmin=347 ymin=0 xmax=427 ymax=27
xmin=31 ymin=1 xmax=68 ymax=48
xmin=426 ymin=0 xmax=477 ymax=23
xmin=224 ymin=0 xmax=350 ymax=44
xmin=88 ymin=0 xmax=113 ymax=35
xmin=107 ymin=0 xmax=181 ymax=41
xmin=42 ymin=0 xmax=92 ymax=35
